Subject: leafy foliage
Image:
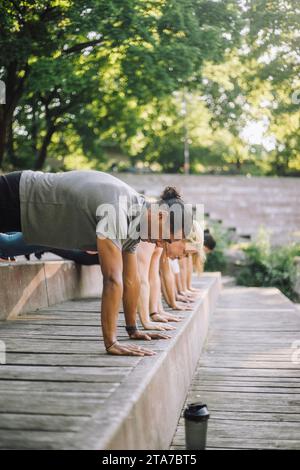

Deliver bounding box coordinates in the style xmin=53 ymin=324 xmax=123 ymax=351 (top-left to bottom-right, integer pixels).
xmin=237 ymin=230 xmax=299 ymax=301
xmin=0 ymin=1 xmax=299 ymax=174
xmin=204 ymin=221 xmax=231 ymax=273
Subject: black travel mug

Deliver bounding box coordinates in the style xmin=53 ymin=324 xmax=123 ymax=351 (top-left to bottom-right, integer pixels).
xmin=184 ymin=402 xmax=210 ymax=450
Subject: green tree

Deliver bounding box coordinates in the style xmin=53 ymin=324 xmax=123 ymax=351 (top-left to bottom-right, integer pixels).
xmin=0 ymin=0 xmax=242 ymax=170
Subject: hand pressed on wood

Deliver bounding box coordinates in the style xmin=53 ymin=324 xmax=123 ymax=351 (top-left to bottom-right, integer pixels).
xmin=106 ymin=341 xmax=156 ymax=356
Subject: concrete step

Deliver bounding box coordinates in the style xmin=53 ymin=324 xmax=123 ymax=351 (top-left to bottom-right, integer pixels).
xmin=118 ymin=174 xmax=300 ymax=245
xmin=0 ymin=272 xmax=222 ymax=450
xmin=0 ymin=261 xmax=102 ymax=321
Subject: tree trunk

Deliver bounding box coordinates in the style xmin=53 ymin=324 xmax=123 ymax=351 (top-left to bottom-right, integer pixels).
xmin=31 ymin=100 xmax=38 ymax=155
xmin=34 ymin=124 xmax=56 ymax=170
xmin=7 ymin=118 xmax=18 ymax=167
xmin=0 ymin=110 xmax=6 ymax=167
xmin=0 ymin=62 xmax=29 ymax=168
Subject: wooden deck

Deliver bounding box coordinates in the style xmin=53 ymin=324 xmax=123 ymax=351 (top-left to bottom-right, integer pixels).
xmin=171 ymin=286 xmax=300 ymax=450
xmin=0 ymin=273 xmax=221 ymax=449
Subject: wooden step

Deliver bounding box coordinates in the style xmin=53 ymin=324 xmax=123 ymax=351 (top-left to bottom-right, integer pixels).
xmin=0 ymin=273 xmax=221 ymax=449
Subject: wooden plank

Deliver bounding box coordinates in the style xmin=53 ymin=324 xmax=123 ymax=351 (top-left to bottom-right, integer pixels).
xmin=171 ymin=286 xmax=300 ymax=450
xmin=4 ymin=353 xmax=141 ymax=367
xmin=0 ymin=333 xmax=136 ymax=341
xmin=209 ymin=331 xmax=300 ymax=340
xmin=0 ymin=413 xmax=88 ymax=432
xmin=176 ymin=409 xmax=300 ymax=422
xmin=2 ymin=338 xmax=160 ymax=354
xmin=0 ymin=430 xmax=76 ymax=449
xmin=190 ymin=385 xmax=300 ymax=394
xmin=0 ymin=325 xmax=122 ymax=335
xmin=193 ymin=367 xmax=300 ymax=378
xmin=0 ymin=393 xmax=107 ymax=415
xmin=202 ymin=352 xmax=293 ymax=358
xmin=197 ymin=361 xmax=299 ymax=369
xmin=0 ymin=365 xmax=131 ymax=382
xmin=172 ymin=436 xmax=300 ymax=450
xmin=190 ymin=379 xmax=300 ymax=388
xmin=186 ymin=392 xmax=300 ymax=414
xmin=172 ymin=419 xmax=300 ymax=440
xmin=0 ymin=380 xmax=119 ymax=394
xmin=207 ymin=340 xmax=298 ymax=347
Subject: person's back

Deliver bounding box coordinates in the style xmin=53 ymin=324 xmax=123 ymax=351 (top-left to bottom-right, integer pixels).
xmin=20 ymin=170 xmax=145 ymax=251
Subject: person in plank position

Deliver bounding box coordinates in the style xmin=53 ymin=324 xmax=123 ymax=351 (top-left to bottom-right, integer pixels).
xmin=136 ymin=239 xmax=190 ymax=331
xmin=159 ymin=220 xmax=205 ymax=309
xmin=0 ymin=171 xmax=193 ymax=356
xmin=136 ymin=193 xmax=205 ymax=329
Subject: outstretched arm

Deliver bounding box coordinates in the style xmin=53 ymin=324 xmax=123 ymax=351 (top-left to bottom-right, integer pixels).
xmin=149 ymin=246 xmax=163 ymax=315
xmin=97 ymin=238 xmax=154 ymax=356
xmin=122 ymin=250 xmax=141 ymax=328
xmin=123 ymin=248 xmax=171 ymax=340
xmin=136 ymin=244 xmax=174 ymax=331
xmin=136 ymin=243 xmax=154 ymax=328
xmin=186 ymin=253 xmax=193 ymax=290
xmin=97 ymin=238 xmax=123 ymax=350
xmin=160 ymin=251 xmax=193 ymax=311
xmin=159 ymin=251 xmax=177 ymax=308
xmin=149 ymin=247 xmax=178 ymax=325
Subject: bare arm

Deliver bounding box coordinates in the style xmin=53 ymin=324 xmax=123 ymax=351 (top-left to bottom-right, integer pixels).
xmin=147 ymin=247 xmax=175 ymax=329
xmin=97 ymin=238 xmax=154 ymax=356
xmin=97 ymin=238 xmax=123 ymax=349
xmin=175 ymin=272 xmax=183 ymax=294
xmin=160 ymin=251 xmax=193 ymax=311
xmin=122 ymin=246 xmax=170 ymax=341
xmin=136 ymin=243 xmax=154 ymax=327
xmin=160 ymin=252 xmax=176 ymax=308
xmin=186 ymin=253 xmax=193 ymax=290
xmin=136 ymin=243 xmax=173 ymax=332
xmin=149 ymin=246 xmax=163 ymax=315
xmin=122 ymin=250 xmax=141 ymax=328
xmin=179 ymin=257 xmax=188 ymax=292
xmin=179 ymin=255 xmax=200 ymax=298
xmin=150 ymin=247 xmax=180 ymax=324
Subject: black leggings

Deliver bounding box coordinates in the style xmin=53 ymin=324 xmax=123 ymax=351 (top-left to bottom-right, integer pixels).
xmin=0 ymin=171 xmax=22 ymax=232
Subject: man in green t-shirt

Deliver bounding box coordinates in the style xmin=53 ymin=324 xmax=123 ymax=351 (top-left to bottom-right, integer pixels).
xmin=0 ymin=170 xmax=193 ymax=356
